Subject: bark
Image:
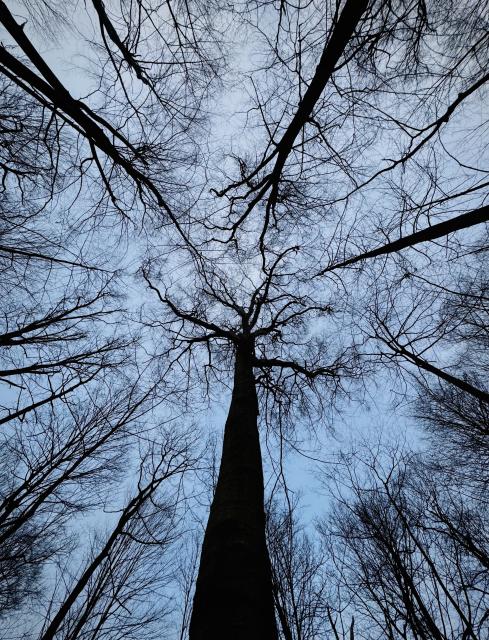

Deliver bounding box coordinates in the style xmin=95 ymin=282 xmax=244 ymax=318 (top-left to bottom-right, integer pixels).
xmin=189 ymin=339 xmax=278 ymax=640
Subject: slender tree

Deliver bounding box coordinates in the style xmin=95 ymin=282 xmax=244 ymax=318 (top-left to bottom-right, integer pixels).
xmin=266 ymin=496 xmax=327 ymax=640
xmin=319 ymin=444 xmax=489 ymax=639
xmin=39 ymin=432 xmax=194 ymax=640
xmin=0 ymin=377 xmax=161 ymax=621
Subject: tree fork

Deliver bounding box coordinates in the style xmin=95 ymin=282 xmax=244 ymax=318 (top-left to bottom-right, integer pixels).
xmin=189 ymin=338 xmax=278 ymax=640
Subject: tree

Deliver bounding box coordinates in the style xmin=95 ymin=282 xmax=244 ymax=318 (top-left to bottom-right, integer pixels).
xmin=141 ymin=244 xmax=357 ymax=639
xmin=0 ymin=0 xmax=224 ymax=635
xmin=318 ymin=443 xmax=489 ymax=639
xmin=0 ymin=0 xmax=222 ymax=237
xmin=0 ymin=377 xmax=152 ymax=621
xmin=362 ymin=247 xmax=489 ymax=408
xmin=266 ymin=496 xmax=327 ymax=640
xmin=38 ymin=431 xmax=195 ymax=640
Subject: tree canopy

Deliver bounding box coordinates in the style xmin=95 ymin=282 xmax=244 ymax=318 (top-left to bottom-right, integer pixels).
xmin=0 ymin=1 xmax=488 ymax=638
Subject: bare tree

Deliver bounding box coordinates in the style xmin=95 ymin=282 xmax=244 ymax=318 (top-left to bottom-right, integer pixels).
xmin=0 ymin=0 xmax=224 ymax=237
xmin=318 ymin=443 xmax=489 ymax=640
xmin=1 ymin=1 xmax=489 ymax=639
xmin=0 ymin=275 xmax=135 ymax=425
xmin=266 ymin=496 xmax=327 ymax=640
xmin=362 ymin=250 xmax=489 ymax=411
xmin=0 ymin=377 xmax=162 ymax=620
xmin=141 ymin=241 xmax=359 ymax=640
xmin=38 ymin=431 xmax=195 ymax=640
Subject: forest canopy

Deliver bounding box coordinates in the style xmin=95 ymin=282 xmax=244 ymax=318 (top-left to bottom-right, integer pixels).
xmin=0 ymin=1 xmax=488 ymax=639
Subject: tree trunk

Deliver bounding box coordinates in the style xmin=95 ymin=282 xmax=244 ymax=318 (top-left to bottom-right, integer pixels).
xmin=189 ymin=339 xmax=278 ymax=640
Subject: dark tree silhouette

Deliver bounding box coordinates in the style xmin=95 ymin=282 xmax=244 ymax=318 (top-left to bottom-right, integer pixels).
xmin=364 ymin=255 xmax=489 ymax=407
xmin=39 ymin=432 xmax=195 ymax=640
xmin=266 ymin=496 xmax=327 ymax=640
xmin=0 ymin=0 xmax=222 ymax=236
xmin=318 ymin=205 xmax=489 ymax=275
xmin=0 ymin=378 xmax=159 ymax=620
xmin=318 ymin=444 xmax=489 ymax=639
xmin=141 ymin=243 xmax=357 ymax=640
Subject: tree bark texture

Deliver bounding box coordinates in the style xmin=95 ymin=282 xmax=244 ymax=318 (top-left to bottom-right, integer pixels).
xmin=189 ymin=339 xmax=278 ymax=640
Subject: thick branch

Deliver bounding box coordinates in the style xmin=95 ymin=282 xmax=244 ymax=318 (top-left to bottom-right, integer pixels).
xmin=265 ymin=0 xmax=368 ymax=194
xmin=254 ymin=356 xmax=340 ymax=379
xmin=387 ymin=342 xmax=489 ymax=405
xmin=216 ymin=0 xmax=368 ymax=236
xmin=90 ymin=0 xmax=148 ymax=82
xmin=0 ymin=245 xmax=107 ymax=271
xmin=0 ymin=2 xmax=191 ymax=243
xmin=142 ymin=271 xmax=236 ymax=340
xmin=319 ymin=205 xmax=489 ymax=274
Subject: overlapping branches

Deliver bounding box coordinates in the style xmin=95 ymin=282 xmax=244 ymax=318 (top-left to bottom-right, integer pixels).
xmin=141 ymin=244 xmax=359 ymax=424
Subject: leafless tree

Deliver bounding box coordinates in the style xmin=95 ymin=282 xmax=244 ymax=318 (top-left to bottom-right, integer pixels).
xmin=38 ymin=431 xmax=196 ymax=640
xmin=0 ymin=377 xmax=162 ymax=620
xmin=361 ymin=249 xmax=489 ymax=411
xmin=266 ymin=496 xmax=327 ymax=640
xmin=1 ymin=1 xmax=489 ymax=639
xmin=0 ymin=0 xmax=224 ymax=238
xmin=0 ymin=273 xmax=135 ymax=425
xmin=141 ymin=240 xmax=360 ymax=640
xmin=208 ymin=0 xmax=489 ymax=260
xmin=318 ymin=443 xmax=489 ymax=640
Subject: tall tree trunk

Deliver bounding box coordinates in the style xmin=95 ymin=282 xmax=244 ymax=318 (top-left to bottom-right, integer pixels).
xmin=189 ymin=339 xmax=278 ymax=640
